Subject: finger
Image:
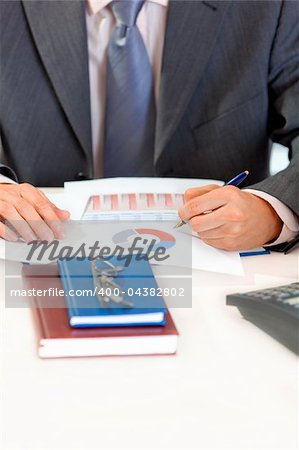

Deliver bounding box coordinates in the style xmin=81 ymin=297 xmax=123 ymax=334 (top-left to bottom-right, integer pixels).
xmin=197 ymin=223 xmax=243 ymax=240
xmin=0 ymin=222 xmax=19 ymax=242
xmin=19 ymin=184 xmax=65 ymax=238
xmin=179 ymin=185 xmax=240 ymax=222
xmin=200 ymin=237 xmax=240 ymax=252
xmin=9 ymin=196 xmax=55 ymax=241
xmin=184 ymin=185 xmax=221 ymax=202
xmin=190 ymin=207 xmax=226 ymax=233
xmin=0 ymin=200 xmax=37 ymax=242
xmin=0 ymin=188 xmax=56 ymax=241
xmin=38 ymin=190 xmax=71 ymax=219
xmin=55 ymin=209 xmax=71 ymax=219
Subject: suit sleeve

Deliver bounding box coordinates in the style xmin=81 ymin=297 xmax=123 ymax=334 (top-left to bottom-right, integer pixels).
xmin=0 ymin=133 xmax=18 ymax=182
xmin=249 ymin=0 xmax=299 ymax=216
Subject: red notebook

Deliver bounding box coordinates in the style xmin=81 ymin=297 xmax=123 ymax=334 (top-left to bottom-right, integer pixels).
xmin=23 ymin=265 xmax=178 ymax=359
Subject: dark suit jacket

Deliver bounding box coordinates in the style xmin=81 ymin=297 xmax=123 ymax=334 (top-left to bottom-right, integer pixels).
xmin=0 ymin=0 xmax=298 ymax=215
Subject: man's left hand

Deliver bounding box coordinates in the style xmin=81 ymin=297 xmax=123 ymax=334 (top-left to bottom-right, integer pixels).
xmin=178 ymin=185 xmax=283 ymax=251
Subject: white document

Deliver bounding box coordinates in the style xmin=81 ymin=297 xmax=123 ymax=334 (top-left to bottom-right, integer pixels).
xmin=46 ymin=192 xmax=88 ymax=220
xmin=63 ymin=177 xmax=223 ymax=221
xmin=83 ymin=192 xmax=184 ymax=221
xmin=64 ymin=176 xmax=223 ymax=195
xmin=191 ymin=233 xmax=244 ymax=275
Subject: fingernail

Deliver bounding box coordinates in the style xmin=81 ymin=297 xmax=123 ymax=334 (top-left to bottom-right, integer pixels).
xmin=45 ymin=231 xmax=55 ymax=242
xmin=60 ymin=209 xmax=71 ymax=218
xmin=58 ymin=230 xmax=66 ymax=239
xmin=27 ymin=234 xmax=37 ymax=243
xmin=7 ymin=231 xmax=18 ymax=242
xmin=54 ymin=226 xmax=66 ymax=240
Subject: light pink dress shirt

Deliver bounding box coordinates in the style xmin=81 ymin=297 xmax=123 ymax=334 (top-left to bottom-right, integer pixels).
xmin=1 ymin=0 xmax=298 ymax=245
xmin=86 ymin=0 xmax=168 ymax=177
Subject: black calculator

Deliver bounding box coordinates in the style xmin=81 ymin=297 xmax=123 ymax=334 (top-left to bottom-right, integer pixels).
xmin=226 ymin=282 xmax=299 ymax=354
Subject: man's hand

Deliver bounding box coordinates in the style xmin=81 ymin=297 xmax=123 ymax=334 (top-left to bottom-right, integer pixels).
xmin=178 ymin=185 xmax=283 ymax=251
xmin=0 ymin=183 xmax=70 ymax=242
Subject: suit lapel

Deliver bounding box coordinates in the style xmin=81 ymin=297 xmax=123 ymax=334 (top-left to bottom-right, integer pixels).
xmin=155 ymin=0 xmax=232 ymax=162
xmin=22 ymin=0 xmax=231 ymax=170
xmin=22 ymin=0 xmax=92 ymax=163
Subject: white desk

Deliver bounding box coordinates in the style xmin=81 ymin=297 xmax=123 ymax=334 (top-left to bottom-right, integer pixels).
xmin=1 ymin=189 xmax=298 ymax=450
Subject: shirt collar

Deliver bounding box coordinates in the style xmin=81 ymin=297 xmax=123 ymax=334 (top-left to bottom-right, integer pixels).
xmin=87 ymin=0 xmax=168 ymax=16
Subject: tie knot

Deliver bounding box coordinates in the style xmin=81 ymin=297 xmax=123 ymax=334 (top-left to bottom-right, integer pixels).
xmin=112 ymin=0 xmax=145 ymax=27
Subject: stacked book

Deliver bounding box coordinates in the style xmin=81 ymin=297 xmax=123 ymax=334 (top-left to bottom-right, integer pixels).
xmin=23 ymin=256 xmax=178 ymax=359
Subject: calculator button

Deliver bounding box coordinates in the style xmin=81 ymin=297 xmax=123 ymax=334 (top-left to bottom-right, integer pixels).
xmin=284 ymin=297 xmax=299 ymax=306
xmin=260 ymin=295 xmax=272 ymax=301
xmin=276 ymin=295 xmax=289 ymax=301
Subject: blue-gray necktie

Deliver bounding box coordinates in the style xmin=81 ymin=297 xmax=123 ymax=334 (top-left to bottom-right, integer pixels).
xmin=104 ymin=0 xmax=156 ymax=177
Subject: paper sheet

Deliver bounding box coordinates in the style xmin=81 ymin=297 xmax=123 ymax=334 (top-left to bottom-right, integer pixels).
xmin=64 ymin=176 xmax=223 ymax=195
xmin=62 ymin=177 xmax=223 ymax=221
xmin=0 ymin=178 xmax=244 ymax=276
xmin=46 ymin=192 xmax=87 ymax=220
xmin=83 ymin=192 xmax=184 ymax=221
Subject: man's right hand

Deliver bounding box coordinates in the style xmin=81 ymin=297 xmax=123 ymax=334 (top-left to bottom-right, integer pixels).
xmin=0 ymin=183 xmax=70 ymax=242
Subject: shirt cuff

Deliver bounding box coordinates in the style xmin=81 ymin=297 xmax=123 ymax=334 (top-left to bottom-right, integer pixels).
xmin=244 ymin=189 xmax=299 ymax=245
xmin=0 ymin=174 xmax=17 ymax=184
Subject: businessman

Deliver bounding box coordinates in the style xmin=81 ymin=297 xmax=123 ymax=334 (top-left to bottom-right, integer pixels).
xmin=0 ymin=0 xmax=298 ymax=250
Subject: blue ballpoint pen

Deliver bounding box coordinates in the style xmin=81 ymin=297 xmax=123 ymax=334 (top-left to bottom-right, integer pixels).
xmin=174 ymin=170 xmax=249 ymax=228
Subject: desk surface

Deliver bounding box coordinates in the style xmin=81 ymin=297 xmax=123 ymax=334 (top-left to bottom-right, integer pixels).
xmin=1 ymin=189 xmax=298 ymax=450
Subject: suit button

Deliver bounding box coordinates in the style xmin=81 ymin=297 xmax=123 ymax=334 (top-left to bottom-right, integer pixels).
xmin=75 ymin=172 xmax=89 ymax=180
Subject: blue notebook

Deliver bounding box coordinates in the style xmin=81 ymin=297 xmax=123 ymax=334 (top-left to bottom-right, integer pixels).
xmin=58 ymin=256 xmax=167 ymax=328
